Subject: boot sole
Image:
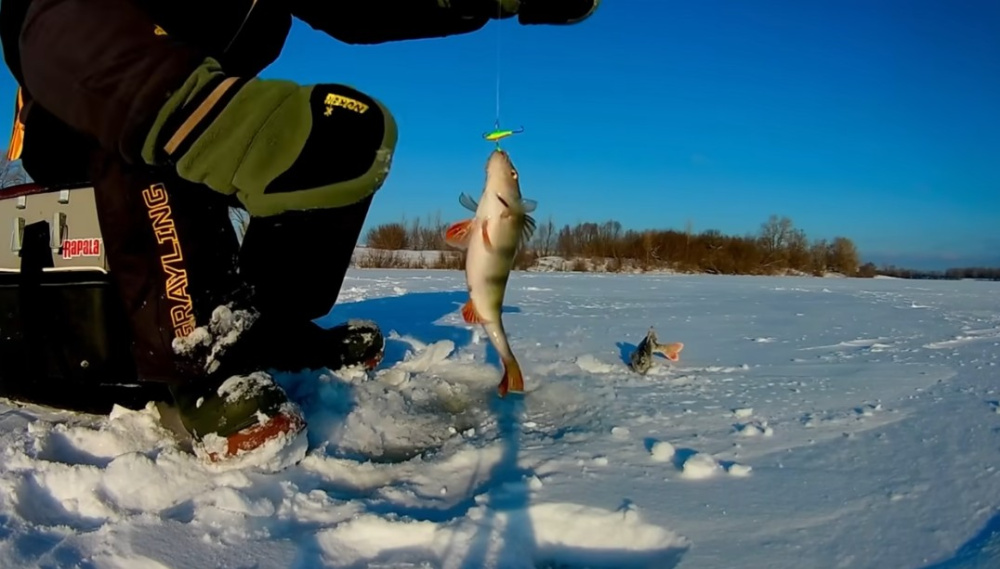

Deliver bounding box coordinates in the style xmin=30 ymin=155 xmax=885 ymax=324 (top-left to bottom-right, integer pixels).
xmin=207 ymin=410 xmax=307 ymax=463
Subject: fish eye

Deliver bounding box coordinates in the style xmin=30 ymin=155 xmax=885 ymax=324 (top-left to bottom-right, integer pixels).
xmin=510 ymin=169 xmax=518 ymax=179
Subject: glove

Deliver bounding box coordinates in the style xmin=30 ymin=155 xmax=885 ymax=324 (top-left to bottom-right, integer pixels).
xmin=444 ymin=0 xmax=600 ymax=25
xmin=515 ymin=0 xmax=602 ymax=25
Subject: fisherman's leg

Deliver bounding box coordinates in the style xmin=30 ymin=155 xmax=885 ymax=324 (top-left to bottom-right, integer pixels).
xmin=17 ymin=0 xmax=205 ymax=164
xmin=89 ymin=154 xmax=245 ymax=384
xmin=123 ymin=50 xmax=399 ymax=373
xmin=210 ymin=194 xmax=387 ymax=376
xmin=150 ymin=197 xmax=388 ymax=381
xmin=90 ymin=154 xmax=305 ymax=462
xmin=201 ymin=197 xmax=388 ymax=380
xmin=19 ymin=0 xmax=379 ymax=341
xmin=239 ymin=196 xmax=374 ymax=323
xmin=139 ymin=56 xmax=398 ymax=219
xmin=144 ymin=0 xmax=601 ymax=207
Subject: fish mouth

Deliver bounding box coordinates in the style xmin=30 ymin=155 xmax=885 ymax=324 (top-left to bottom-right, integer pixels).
xmin=489 ymin=153 xmax=511 ymax=169
xmin=487 ymin=147 xmax=514 ymax=169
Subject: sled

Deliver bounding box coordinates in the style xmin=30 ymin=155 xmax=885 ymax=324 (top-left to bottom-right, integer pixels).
xmin=0 ymin=89 xmax=170 ymax=414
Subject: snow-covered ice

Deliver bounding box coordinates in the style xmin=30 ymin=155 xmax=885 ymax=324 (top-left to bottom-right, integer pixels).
xmin=1 ymin=270 xmax=999 ymax=568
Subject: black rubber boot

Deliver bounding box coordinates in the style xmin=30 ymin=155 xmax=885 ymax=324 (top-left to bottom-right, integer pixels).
xmin=210 ymin=317 xmax=386 ymax=378
xmin=168 ymin=371 xmax=306 ymax=464
xmin=314 ymin=319 xmax=387 ymax=372
xmin=165 ymin=312 xmax=383 ymax=465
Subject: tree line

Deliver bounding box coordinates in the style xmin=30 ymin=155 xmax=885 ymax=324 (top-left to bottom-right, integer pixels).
xmin=362 ymin=213 xmax=871 ymax=276
xmin=876 ymin=265 xmax=1000 ymax=281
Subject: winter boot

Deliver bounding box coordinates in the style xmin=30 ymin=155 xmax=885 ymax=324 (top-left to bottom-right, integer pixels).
xmin=168 ymin=371 xmax=307 ymax=467
xmin=310 ymin=318 xmax=387 ymax=372
xmin=164 ymin=313 xmax=384 ymax=467
xmin=210 ymin=317 xmax=386 ymax=379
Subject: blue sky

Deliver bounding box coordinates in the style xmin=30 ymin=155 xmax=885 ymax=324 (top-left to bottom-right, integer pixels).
xmin=1 ymin=0 xmax=998 ymax=270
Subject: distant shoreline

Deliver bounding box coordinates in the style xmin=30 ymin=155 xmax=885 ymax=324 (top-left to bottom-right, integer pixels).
xmin=350 ymin=247 xmax=1000 ymax=282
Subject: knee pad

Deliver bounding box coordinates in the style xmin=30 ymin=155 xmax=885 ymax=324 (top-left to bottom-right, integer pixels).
xmin=143 ymin=58 xmax=398 ymax=217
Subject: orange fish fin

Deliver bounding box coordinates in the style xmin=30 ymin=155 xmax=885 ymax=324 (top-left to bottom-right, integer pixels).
xmin=655 ymin=342 xmax=684 ymax=361
xmin=445 ymin=219 xmax=475 ymax=249
xmin=497 ymin=359 xmax=524 ymax=398
xmin=461 ymin=298 xmax=486 ymax=324
xmin=481 ymin=219 xmax=493 ymax=251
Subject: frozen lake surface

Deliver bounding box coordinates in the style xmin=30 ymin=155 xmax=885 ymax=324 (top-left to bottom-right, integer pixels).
xmin=1 ymin=270 xmax=998 ymax=569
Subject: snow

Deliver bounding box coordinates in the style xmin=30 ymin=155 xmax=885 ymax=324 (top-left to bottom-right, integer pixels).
xmin=649 ymin=440 xmax=676 ymax=462
xmin=678 ymin=452 xmax=721 ymax=480
xmin=172 ymin=305 xmax=257 ymax=375
xmin=2 ymin=270 xmax=1000 ymax=568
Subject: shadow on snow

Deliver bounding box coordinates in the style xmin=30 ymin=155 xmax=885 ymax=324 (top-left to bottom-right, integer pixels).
xmin=920 ymin=510 xmax=1000 ymax=569
xmin=319 ymin=290 xmax=522 ymax=371
xmin=293 ymin=290 xmax=687 ymax=568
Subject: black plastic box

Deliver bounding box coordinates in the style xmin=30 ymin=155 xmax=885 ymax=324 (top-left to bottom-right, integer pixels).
xmin=0 ymin=269 xmax=168 ymax=413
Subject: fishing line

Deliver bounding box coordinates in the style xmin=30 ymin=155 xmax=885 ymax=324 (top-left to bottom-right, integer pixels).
xmin=483 ymin=2 xmax=524 ymax=147
xmin=495 ymin=0 xmax=501 ymax=123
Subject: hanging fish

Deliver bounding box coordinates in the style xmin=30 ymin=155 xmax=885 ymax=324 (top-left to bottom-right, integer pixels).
xmin=445 ymin=148 xmax=537 ymax=397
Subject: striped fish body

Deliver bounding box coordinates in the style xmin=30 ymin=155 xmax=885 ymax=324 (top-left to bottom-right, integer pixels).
xmin=445 ymin=149 xmax=537 ymax=396
xmin=629 ymin=327 xmax=684 ymax=375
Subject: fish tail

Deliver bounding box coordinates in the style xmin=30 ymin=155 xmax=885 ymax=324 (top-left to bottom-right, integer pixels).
xmin=497 ymin=357 xmax=524 ymax=397
xmin=654 ymin=342 xmax=684 ymax=361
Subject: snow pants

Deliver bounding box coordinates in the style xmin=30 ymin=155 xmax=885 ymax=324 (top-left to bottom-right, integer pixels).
xmin=12 ymin=0 xmax=373 ymax=384
xmin=87 ymin=157 xmax=373 ymax=384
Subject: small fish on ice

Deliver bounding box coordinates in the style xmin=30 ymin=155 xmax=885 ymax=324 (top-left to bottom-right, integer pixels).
xmin=629 ymin=327 xmax=684 ymax=375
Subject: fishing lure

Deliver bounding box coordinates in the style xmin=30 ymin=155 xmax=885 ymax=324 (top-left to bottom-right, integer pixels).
xmin=483 ymin=120 xmax=524 ymax=147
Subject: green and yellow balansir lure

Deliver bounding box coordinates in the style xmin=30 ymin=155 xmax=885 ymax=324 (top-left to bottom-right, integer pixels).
xmin=483 ymin=120 xmax=524 ymax=147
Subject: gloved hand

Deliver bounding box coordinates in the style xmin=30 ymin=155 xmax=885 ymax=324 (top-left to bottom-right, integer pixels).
xmin=515 ymin=0 xmax=602 ymax=25
xmin=445 ymin=0 xmax=601 ymax=25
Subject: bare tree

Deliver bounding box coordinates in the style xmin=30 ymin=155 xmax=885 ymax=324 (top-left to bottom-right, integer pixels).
xmin=828 ymin=236 xmax=860 ymax=275
xmin=684 ymin=218 xmax=694 ymax=264
xmin=786 ymin=228 xmax=810 ymax=271
xmin=530 ymin=216 xmax=556 ymax=257
xmin=640 ymin=230 xmax=659 ymax=270
xmin=366 ymin=223 xmax=408 ymax=250
xmin=758 ymin=214 xmax=794 ymax=268
xmin=809 ymin=238 xmax=829 ymax=275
